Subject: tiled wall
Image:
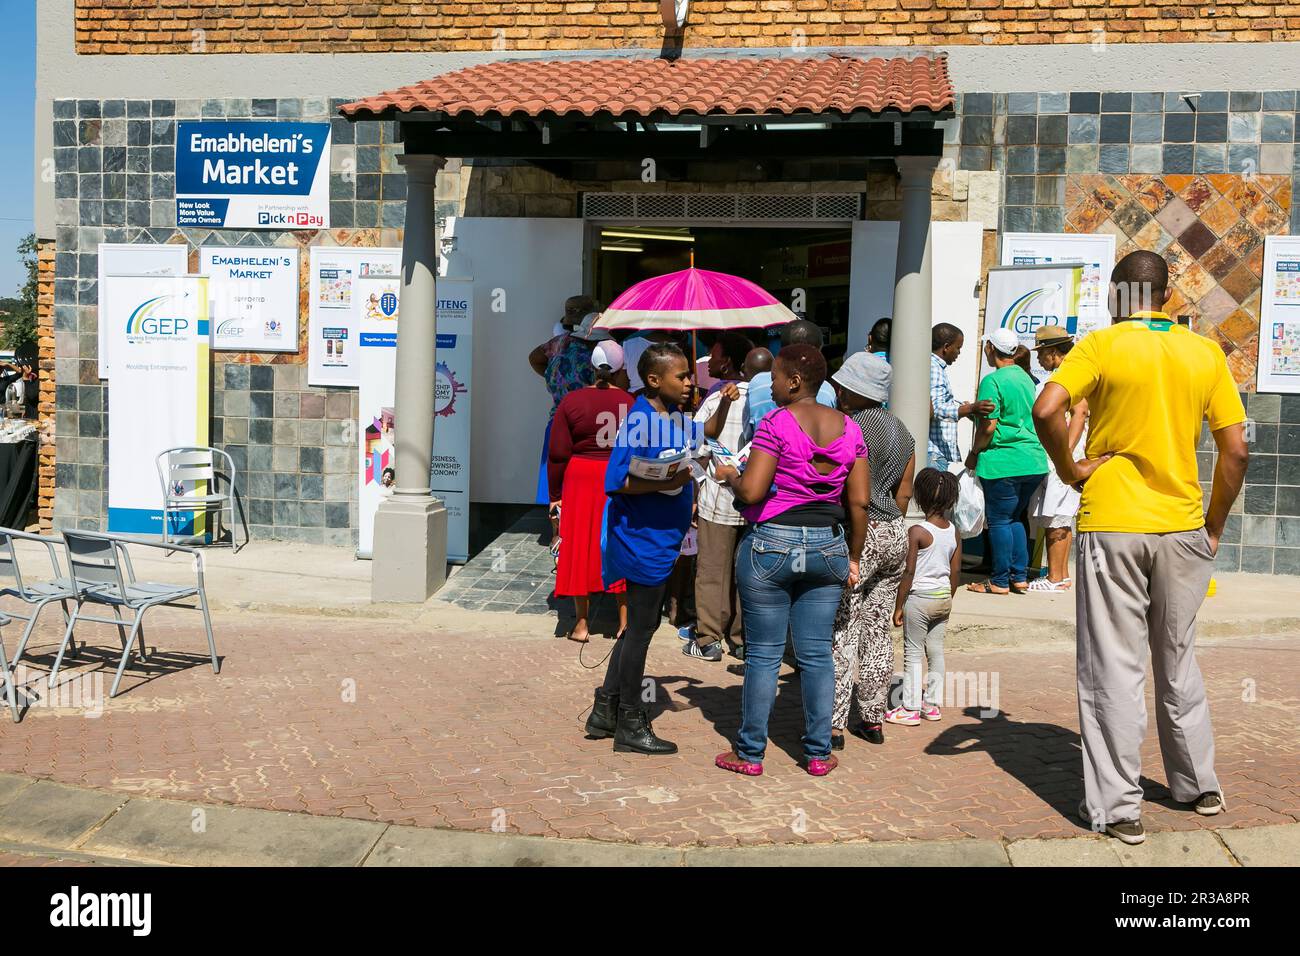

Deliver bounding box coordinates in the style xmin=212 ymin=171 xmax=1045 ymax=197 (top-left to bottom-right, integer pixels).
xmin=950 ymin=89 xmax=1300 ymax=239
xmin=50 ymin=96 xmax=416 ymax=544
xmin=1201 ymin=393 xmax=1300 ymax=575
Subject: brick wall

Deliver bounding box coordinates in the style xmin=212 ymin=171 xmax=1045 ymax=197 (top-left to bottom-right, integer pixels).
xmin=37 ymin=239 xmax=56 ymax=532
xmin=74 ymin=1 xmax=1300 ymax=54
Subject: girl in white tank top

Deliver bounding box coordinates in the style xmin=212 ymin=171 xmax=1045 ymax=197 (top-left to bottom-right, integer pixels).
xmin=889 ymin=470 xmax=962 ymax=725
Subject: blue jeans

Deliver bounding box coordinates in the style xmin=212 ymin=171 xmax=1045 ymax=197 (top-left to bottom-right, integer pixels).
xmin=735 ymin=523 xmax=849 ymax=764
xmin=981 ymin=474 xmax=1047 ymax=588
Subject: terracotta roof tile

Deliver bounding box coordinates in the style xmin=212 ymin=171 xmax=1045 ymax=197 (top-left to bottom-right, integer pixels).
xmin=340 ymin=54 xmax=953 ymax=121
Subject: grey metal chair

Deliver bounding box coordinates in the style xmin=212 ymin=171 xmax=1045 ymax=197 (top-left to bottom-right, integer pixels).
xmin=0 ymin=611 xmax=17 ymax=722
xmin=49 ymin=530 xmax=219 ymax=700
xmin=156 ymin=446 xmax=248 ymax=553
xmin=0 ymin=528 xmax=78 ymax=721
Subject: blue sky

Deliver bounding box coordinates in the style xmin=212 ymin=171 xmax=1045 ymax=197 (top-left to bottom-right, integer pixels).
xmin=0 ymin=1 xmax=35 ymax=297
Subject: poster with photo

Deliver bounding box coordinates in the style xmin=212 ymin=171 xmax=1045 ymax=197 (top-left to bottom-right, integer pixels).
xmin=1257 ymin=235 xmax=1300 ymax=394
xmin=307 ymin=247 xmax=401 ymax=387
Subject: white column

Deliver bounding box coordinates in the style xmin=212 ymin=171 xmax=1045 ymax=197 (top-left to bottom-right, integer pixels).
xmin=889 ymin=155 xmax=939 ymax=460
xmin=372 ymin=153 xmax=449 ymax=603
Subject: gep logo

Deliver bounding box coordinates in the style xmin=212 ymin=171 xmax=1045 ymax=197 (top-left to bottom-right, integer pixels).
xmin=1001 ymin=283 xmax=1064 ymax=335
xmin=215 ymin=318 xmax=245 ymax=338
xmin=126 ymin=295 xmax=191 ymax=340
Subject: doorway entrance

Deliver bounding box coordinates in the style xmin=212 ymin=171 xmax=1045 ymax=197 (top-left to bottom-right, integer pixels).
xmin=589 ymin=223 xmax=855 ymax=367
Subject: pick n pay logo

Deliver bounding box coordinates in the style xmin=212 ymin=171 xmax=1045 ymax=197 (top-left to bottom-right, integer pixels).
xmin=126 ymin=295 xmax=191 ymax=338
xmin=1001 ymin=283 xmax=1063 ymax=334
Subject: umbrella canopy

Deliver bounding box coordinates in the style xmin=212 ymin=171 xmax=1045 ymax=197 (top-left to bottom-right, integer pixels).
xmin=595 ymin=267 xmax=796 ymax=333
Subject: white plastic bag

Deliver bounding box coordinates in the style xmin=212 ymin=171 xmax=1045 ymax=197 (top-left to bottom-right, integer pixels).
xmin=947 ymin=462 xmax=986 ymax=539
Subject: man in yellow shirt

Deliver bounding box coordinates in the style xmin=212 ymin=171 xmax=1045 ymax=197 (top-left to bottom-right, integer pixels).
xmin=1033 ymin=250 xmax=1249 ymax=846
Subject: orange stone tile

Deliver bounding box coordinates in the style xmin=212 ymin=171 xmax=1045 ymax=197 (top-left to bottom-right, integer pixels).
xmin=1201 ymin=321 xmax=1234 ymax=355
xmin=1118 ymin=174 xmax=1150 ymax=193
xmin=1067 ymin=197 xmax=1109 ymax=233
xmin=1269 ymin=177 xmax=1292 ymax=211
xmin=1246 ymin=198 xmax=1289 ymax=234
xmin=1219 ymin=308 xmax=1258 ymax=344
xmin=1133 ymin=177 xmax=1175 ymax=214
xmin=1223 ymin=178 xmax=1269 ymax=215
xmin=1131 ymin=217 xmax=1168 ymax=251
xmin=1220 ymin=262 xmax=1262 ymax=303
xmin=1205 ymin=174 xmax=1239 ymax=195
xmin=1179 ymin=175 xmax=1216 ymax=214
xmin=1178 ymin=261 xmax=1217 ymax=301
xmin=1164 ymin=174 xmax=1194 ymax=194
xmin=1200 ymin=197 xmax=1242 ymax=237
xmin=1245 ymin=243 xmax=1266 ymax=277
xmin=1226 ymin=346 xmax=1254 ymax=385
xmin=1165 ymin=241 xmax=1194 ymax=277
xmin=1164 ymin=285 xmax=1189 ymax=317
xmin=1221 ymin=219 xmax=1263 ymax=259
xmin=1092 ymin=178 xmax=1127 ymax=213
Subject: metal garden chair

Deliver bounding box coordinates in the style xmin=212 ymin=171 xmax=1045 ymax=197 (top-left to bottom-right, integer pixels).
xmin=49 ymin=530 xmax=219 ymax=700
xmin=156 ymin=446 xmax=248 ymax=553
xmin=0 ymin=527 xmax=78 ymax=721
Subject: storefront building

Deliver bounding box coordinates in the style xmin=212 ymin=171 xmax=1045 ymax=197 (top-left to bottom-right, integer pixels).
xmin=36 ymin=1 xmax=1300 ymax=576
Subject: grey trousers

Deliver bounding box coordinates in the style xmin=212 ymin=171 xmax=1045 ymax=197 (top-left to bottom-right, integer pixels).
xmin=902 ymin=594 xmax=951 ymax=711
xmin=1076 ymin=530 xmax=1220 ymax=825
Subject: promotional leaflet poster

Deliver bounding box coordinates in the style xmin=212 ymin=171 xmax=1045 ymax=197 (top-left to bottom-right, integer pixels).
xmin=983 ymin=263 xmax=1083 ymax=379
xmin=307 ymin=247 xmax=402 ymax=387
xmin=175 ymin=121 xmax=330 ymax=230
xmin=200 ymin=247 xmax=301 ymax=352
xmin=1000 ymin=232 xmax=1116 ymax=339
xmin=1258 ymin=235 xmax=1300 ymax=395
xmin=430 ymin=280 xmax=473 ymax=564
xmin=105 ymin=275 xmax=211 ymax=538
xmin=97 ymin=243 xmax=189 ymax=378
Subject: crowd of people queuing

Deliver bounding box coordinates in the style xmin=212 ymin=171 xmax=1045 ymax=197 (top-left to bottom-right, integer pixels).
xmin=528 ymin=250 xmax=1244 ymax=843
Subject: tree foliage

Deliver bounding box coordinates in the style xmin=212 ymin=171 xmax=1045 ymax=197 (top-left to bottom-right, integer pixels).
xmin=1 ymin=233 xmax=39 ymax=352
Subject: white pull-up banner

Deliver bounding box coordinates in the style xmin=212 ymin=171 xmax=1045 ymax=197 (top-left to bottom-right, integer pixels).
xmin=105 ymin=274 xmax=211 ymax=537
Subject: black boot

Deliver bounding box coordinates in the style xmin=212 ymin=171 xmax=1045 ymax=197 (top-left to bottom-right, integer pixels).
xmin=584 ymin=689 xmax=619 ymax=739
xmin=613 ymin=704 xmax=678 ymax=755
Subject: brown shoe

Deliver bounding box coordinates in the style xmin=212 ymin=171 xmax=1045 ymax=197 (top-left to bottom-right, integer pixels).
xmin=1105 ymin=819 xmax=1146 ymax=845
xmin=1194 ymin=792 xmax=1226 ymax=816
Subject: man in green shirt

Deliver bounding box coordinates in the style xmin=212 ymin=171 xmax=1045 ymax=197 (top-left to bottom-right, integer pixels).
xmin=965 ymin=328 xmax=1048 ymax=594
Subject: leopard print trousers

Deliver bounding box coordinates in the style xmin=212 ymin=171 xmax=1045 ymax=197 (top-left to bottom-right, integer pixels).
xmin=832 ymin=517 xmax=907 ymax=728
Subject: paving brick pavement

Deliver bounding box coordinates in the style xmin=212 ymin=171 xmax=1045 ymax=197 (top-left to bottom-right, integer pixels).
xmin=0 ymin=607 xmax=1295 ymax=848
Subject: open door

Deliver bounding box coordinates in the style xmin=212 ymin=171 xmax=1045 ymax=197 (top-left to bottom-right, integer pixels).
xmin=848 ymin=220 xmax=984 ymax=455
xmin=442 ymin=217 xmax=586 ymax=504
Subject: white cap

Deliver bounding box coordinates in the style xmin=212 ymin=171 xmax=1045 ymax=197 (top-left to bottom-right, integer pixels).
xmin=984 ymin=327 xmax=1020 ymax=356
xmin=591 ymin=340 xmax=624 ymax=372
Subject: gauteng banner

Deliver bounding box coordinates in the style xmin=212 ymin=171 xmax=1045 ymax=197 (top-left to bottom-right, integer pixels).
xmin=355 ymin=249 xmax=405 ymax=558
xmin=983 ymin=263 xmax=1083 ymax=379
xmin=176 ymin=121 xmax=330 ymax=230
xmin=105 ymin=275 xmax=211 ymax=537
xmin=431 ymin=280 xmax=473 ymax=564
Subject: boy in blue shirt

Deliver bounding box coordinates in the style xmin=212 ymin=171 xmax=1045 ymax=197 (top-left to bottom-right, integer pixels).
xmin=585 ymin=343 xmax=698 ymax=755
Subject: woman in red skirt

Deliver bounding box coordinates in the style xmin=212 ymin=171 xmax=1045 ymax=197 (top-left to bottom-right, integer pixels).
xmin=549 ymin=336 xmax=633 ymax=643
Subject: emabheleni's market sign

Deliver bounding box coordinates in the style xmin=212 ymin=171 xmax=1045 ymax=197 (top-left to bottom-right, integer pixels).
xmin=175 ymin=121 xmax=330 ymax=229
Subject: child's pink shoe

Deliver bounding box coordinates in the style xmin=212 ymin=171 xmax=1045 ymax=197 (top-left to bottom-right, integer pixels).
xmin=920 ymin=704 xmax=942 ymax=721
xmin=884 ymin=706 xmax=921 ymax=726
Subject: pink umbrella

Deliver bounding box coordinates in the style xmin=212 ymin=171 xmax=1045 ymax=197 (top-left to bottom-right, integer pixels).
xmin=595 ymin=266 xmax=796 ymax=333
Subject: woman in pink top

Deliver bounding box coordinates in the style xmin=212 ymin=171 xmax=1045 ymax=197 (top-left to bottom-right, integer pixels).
xmin=710 ymin=344 xmax=870 ymax=777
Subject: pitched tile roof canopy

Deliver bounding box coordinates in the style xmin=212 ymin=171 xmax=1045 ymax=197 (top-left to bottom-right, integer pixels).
xmin=340 ymin=54 xmax=953 ymax=122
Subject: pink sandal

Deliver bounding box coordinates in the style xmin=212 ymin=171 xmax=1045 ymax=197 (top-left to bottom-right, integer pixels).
xmin=805 ymin=755 xmax=839 ymax=777
xmin=715 ymin=751 xmax=763 ymax=776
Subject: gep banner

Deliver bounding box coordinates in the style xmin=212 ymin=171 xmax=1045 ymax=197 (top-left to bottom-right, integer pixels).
xmin=106 ymin=275 xmax=211 ymax=537
xmin=175 ymin=121 xmax=330 ymax=230
xmin=983 ymin=262 xmax=1083 ymax=379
